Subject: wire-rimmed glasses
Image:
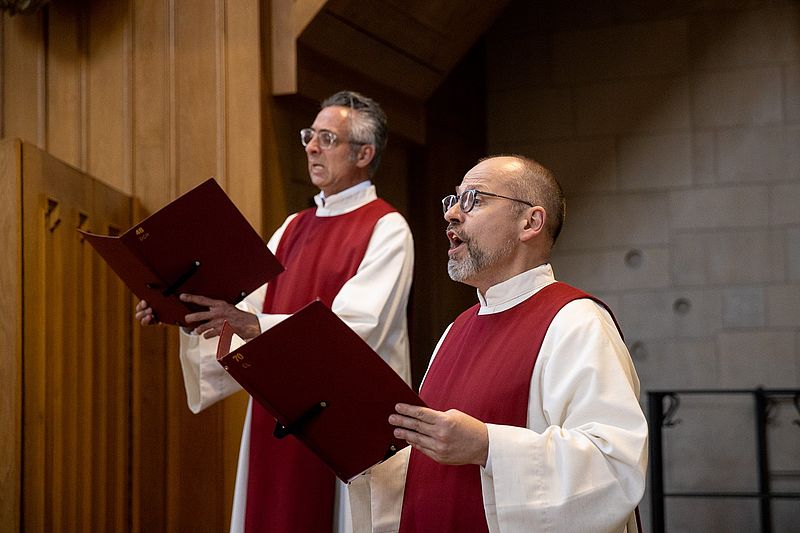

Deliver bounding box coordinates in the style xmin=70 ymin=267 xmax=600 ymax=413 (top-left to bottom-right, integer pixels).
xmin=442 ymin=189 xmax=534 ymax=214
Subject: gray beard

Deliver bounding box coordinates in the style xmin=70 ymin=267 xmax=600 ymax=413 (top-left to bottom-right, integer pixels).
xmin=447 ymin=237 xmax=515 ymax=283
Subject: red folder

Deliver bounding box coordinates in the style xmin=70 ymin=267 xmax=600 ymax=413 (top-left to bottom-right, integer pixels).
xmin=216 ymin=299 xmax=424 ymax=482
xmin=81 ymin=178 xmax=284 ymax=326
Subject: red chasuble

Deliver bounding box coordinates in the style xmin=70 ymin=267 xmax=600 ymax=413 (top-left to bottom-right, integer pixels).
xmin=398 ymin=282 xmax=616 ymax=532
xmin=244 ymin=198 xmax=396 ymax=533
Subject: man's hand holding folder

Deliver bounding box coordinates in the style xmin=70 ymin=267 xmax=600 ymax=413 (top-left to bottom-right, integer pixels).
xmin=135 ymin=293 xmax=261 ymax=340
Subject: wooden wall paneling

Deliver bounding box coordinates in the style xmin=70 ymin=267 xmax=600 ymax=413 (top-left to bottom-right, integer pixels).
xmin=132 ymin=0 xmax=172 ymax=213
xmin=59 ymin=196 xmax=80 ymax=532
xmin=21 ymin=142 xmax=94 ymax=531
xmin=130 ymin=198 xmax=169 ymax=533
xmin=20 ymin=142 xmax=132 ymax=531
xmin=174 ymin=0 xmax=218 ymax=193
xmin=91 ymin=238 xmax=110 ymax=531
xmin=45 ymin=192 xmax=66 ymax=532
xmin=20 ymin=147 xmax=45 ymax=532
xmin=2 ymin=11 xmax=45 ymax=146
xmin=77 ymin=208 xmax=95 ymax=533
xmin=225 ymin=0 xmax=262 ymax=227
xmin=106 ymin=240 xmax=130 ymax=532
xmin=92 ymin=179 xmax=133 ymax=531
xmin=1 ymin=15 xmax=4 ymax=136
xmin=21 ymin=145 xmax=51 ymax=533
xmin=46 ymin=2 xmax=83 ymax=167
xmin=87 ymin=0 xmax=132 ymax=195
xmin=0 ymin=139 xmax=23 ymax=533
xmin=171 ymin=2 xmax=229 ymax=529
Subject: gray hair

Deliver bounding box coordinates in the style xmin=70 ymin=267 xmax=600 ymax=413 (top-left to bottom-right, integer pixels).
xmin=321 ymin=91 xmax=388 ymax=178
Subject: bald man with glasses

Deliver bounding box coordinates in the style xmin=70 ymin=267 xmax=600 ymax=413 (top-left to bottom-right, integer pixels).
xmin=136 ymin=91 xmax=413 ymax=533
xmin=349 ymin=155 xmax=647 ymax=533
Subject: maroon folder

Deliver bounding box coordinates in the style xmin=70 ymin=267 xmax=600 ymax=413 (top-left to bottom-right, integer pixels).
xmin=216 ymin=299 xmax=424 ymax=482
xmin=81 ymin=178 xmax=284 ymax=327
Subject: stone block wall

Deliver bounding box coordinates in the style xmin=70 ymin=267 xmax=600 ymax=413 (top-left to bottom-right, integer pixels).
xmin=486 ymin=1 xmax=800 ymax=529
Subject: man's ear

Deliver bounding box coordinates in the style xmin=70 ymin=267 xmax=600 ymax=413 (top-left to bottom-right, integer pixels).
xmin=520 ymin=206 xmax=546 ymax=242
xmin=355 ymin=144 xmax=376 ymax=169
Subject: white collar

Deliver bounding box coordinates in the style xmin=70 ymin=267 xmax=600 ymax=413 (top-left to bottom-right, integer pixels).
xmin=314 ymin=181 xmax=375 ymax=216
xmin=476 ymin=263 xmax=557 ymax=315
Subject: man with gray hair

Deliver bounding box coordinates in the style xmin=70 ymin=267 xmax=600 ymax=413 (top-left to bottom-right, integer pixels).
xmin=136 ymin=91 xmax=413 ymax=533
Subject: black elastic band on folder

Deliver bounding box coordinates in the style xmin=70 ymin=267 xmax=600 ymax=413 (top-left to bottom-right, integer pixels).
xmin=273 ymin=401 xmax=327 ymax=439
xmin=162 ymin=260 xmax=201 ymax=297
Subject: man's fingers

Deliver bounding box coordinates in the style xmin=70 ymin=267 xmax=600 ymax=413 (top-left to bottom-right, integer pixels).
xmin=202 ymin=328 xmax=220 ymax=339
xmin=394 ymin=428 xmax=441 ymax=458
xmin=193 ymin=320 xmax=216 ymax=334
xmin=134 ymin=301 xmax=159 ymax=326
xmin=389 ymin=413 xmax=419 ymax=431
xmin=389 ymin=412 xmax=438 ymax=437
xmin=179 ymin=293 xmax=224 ymax=306
xmin=394 ymin=427 xmax=433 ymax=447
xmin=395 ymin=403 xmax=438 ymax=423
xmin=185 ymin=310 xmax=213 ymax=324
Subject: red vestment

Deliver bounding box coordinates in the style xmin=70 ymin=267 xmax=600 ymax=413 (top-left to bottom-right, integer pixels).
xmin=244 ymin=199 xmax=395 ymax=533
xmin=399 ymin=282 xmax=611 ymax=532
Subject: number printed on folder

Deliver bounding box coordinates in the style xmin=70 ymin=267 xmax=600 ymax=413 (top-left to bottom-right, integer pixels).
xmin=136 ymin=226 xmax=149 ymax=242
xmin=232 ymin=353 xmax=251 ymax=368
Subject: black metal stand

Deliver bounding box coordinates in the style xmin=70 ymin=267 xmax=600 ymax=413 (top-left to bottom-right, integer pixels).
xmin=162 ymin=259 xmax=201 ymax=296
xmin=273 ymin=401 xmax=327 ymax=439
xmin=648 ymin=388 xmax=800 ymax=533
xmin=145 ymin=259 xmax=201 ymax=296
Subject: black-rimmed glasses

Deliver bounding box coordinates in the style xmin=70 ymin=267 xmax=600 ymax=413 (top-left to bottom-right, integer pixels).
xmin=300 ymin=128 xmax=366 ymax=150
xmin=442 ymin=189 xmax=534 ymax=214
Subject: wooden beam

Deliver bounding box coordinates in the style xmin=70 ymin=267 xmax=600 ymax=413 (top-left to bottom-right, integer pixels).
xmin=272 ymin=0 xmax=328 ymax=95
xmin=300 ymin=11 xmax=441 ymax=101
xmin=271 ymin=0 xmax=295 ymax=95
xmin=296 ymin=45 xmax=426 ymax=144
xmin=292 ymin=0 xmax=327 ymax=36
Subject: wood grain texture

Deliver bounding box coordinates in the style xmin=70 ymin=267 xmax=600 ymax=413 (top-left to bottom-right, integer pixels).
xmin=46 ymin=2 xmax=82 ymax=167
xmin=2 ymin=12 xmax=45 ymax=145
xmin=86 ymin=0 xmax=131 ymax=193
xmin=132 ymin=0 xmax=172 ymax=213
xmin=270 ymin=0 xmax=296 ymax=95
xmin=0 ymin=139 xmax=22 ymax=533
xmin=1 ymin=142 xmax=138 ymax=532
xmin=225 ymin=0 xmax=262 ymax=229
xmin=174 ymin=0 xmax=218 ymax=194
